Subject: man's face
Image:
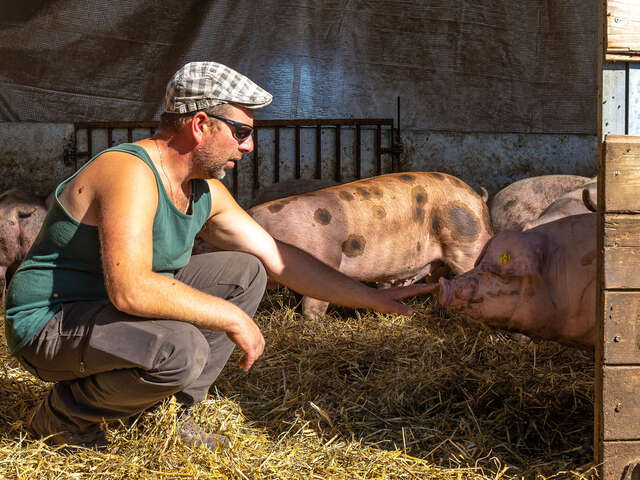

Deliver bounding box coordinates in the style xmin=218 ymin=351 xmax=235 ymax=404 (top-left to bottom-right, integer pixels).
xmin=193 ymin=105 xmax=254 ymax=179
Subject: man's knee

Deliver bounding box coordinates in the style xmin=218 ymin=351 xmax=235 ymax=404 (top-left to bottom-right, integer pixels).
xmin=145 ymin=323 xmax=210 ymax=389
xmin=232 ymin=252 xmax=267 ymax=317
xmin=239 ymin=252 xmax=267 ymax=294
xmin=216 ymin=251 xmax=267 ymax=298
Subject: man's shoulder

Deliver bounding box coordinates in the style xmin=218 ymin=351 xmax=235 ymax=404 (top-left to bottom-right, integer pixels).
xmin=88 ymin=147 xmax=155 ymax=177
xmin=72 ymin=147 xmax=157 ymax=201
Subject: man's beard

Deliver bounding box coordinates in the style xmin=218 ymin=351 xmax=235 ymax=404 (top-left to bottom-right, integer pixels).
xmin=212 ymin=164 xmax=227 ymax=180
xmin=193 ymin=143 xmax=233 ymax=180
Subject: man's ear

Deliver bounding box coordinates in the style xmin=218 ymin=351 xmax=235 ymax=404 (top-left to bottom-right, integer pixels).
xmin=190 ymin=111 xmax=211 ymax=145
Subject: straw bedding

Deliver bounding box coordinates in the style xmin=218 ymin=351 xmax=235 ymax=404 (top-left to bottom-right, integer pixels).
xmin=0 ymin=290 xmax=595 ymax=479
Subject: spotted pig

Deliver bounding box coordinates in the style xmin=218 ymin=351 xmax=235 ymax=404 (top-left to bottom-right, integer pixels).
xmin=489 ymin=175 xmax=592 ymax=233
xmin=248 ymin=172 xmax=493 ymax=318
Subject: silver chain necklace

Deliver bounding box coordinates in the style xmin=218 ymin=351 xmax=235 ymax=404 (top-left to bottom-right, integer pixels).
xmin=154 ymin=139 xmax=191 ymax=213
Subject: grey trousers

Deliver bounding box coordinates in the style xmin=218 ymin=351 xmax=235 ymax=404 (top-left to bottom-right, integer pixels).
xmin=17 ymin=251 xmax=267 ymax=436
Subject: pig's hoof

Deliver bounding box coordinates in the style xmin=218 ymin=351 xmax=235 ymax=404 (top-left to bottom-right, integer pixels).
xmin=510 ymin=333 xmax=532 ymax=345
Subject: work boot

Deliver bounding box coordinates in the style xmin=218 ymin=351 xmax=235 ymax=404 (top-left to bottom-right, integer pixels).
xmin=43 ymin=428 xmax=108 ymax=449
xmin=178 ymin=413 xmax=231 ymax=450
xmin=29 ymin=400 xmax=108 ymax=449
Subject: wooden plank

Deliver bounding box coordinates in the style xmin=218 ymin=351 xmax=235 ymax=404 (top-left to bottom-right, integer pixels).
xmin=603 ymin=62 xmax=627 ymax=139
xmin=603 ymin=366 xmax=640 ymax=440
xmin=603 ymin=292 xmax=640 ymax=364
xmin=602 ymin=441 xmax=640 ymax=480
xmin=606 ymin=53 xmax=640 ymax=63
xmin=604 ymin=214 xmax=640 ymax=247
xmin=603 ymin=135 xmax=640 ymax=212
xmin=607 ymin=0 xmax=640 ymax=60
xmin=604 ymin=246 xmax=640 ymax=288
xmin=630 ymin=64 xmax=640 ymax=135
xmin=603 ymin=214 xmax=640 ymax=290
xmin=603 ymin=215 xmax=640 ymax=289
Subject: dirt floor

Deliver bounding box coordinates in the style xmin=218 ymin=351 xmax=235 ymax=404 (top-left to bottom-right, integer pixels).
xmin=0 ymin=290 xmax=596 ymax=479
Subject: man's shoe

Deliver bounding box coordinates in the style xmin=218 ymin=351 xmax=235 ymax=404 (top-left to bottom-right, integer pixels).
xmin=178 ymin=414 xmax=231 ymax=450
xmin=45 ymin=429 xmax=108 ymax=449
xmin=29 ymin=399 xmax=108 ymax=449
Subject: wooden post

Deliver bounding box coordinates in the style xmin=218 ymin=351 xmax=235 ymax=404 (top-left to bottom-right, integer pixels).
xmin=597 ymin=135 xmax=640 ymax=480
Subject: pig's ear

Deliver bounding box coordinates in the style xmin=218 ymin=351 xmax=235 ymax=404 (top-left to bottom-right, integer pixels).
xmin=500 ymin=232 xmax=548 ymax=277
xmin=473 ymin=238 xmax=492 ymax=267
xmin=480 ymin=231 xmax=548 ymax=277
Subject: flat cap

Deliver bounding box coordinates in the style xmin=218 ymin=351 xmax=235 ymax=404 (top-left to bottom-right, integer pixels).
xmin=164 ymin=61 xmax=272 ymax=113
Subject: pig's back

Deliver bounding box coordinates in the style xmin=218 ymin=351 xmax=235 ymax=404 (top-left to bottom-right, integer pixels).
xmin=249 ymin=172 xmax=491 ymax=281
xmin=490 ymin=175 xmax=591 ymax=233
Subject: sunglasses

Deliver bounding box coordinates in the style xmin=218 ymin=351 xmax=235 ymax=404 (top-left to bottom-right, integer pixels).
xmin=207 ymin=114 xmax=254 ymax=141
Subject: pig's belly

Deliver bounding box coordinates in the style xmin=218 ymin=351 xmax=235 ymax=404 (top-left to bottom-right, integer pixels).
xmin=338 ymin=241 xmax=436 ymax=283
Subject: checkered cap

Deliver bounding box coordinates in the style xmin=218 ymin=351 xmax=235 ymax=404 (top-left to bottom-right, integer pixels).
xmin=164 ymin=62 xmax=273 ymax=113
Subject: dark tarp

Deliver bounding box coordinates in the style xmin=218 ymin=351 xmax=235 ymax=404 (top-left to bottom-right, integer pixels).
xmin=1 ymin=0 xmax=598 ymax=133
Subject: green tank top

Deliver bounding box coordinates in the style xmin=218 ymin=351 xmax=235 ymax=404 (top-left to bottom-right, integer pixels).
xmin=4 ymin=143 xmax=212 ymax=355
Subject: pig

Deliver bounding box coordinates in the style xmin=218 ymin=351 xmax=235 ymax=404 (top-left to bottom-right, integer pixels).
xmin=251 ymin=178 xmax=340 ymax=207
xmin=0 ymin=189 xmax=49 ymax=301
xmin=248 ymin=172 xmax=493 ymax=318
xmin=425 ymin=214 xmax=596 ymax=348
xmin=489 ymin=175 xmax=592 ymax=233
xmin=523 ymin=180 xmax=597 ymax=230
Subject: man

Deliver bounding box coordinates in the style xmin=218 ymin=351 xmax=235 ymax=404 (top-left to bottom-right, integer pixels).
xmin=5 ymin=62 xmax=431 ymax=450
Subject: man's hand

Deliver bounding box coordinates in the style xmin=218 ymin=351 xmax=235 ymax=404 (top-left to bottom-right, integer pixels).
xmin=365 ymin=283 xmax=437 ymax=316
xmin=225 ymin=314 xmax=265 ymax=371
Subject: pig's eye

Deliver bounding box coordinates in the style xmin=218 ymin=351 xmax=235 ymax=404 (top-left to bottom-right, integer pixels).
xmin=499 ymin=252 xmax=511 ymax=265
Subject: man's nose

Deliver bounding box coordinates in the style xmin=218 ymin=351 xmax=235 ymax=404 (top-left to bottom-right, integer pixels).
xmin=239 ymin=134 xmax=254 ymax=153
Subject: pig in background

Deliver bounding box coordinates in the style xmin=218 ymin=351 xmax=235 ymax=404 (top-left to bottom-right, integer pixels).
xmin=489 ymin=175 xmax=592 ymax=233
xmin=426 ymin=214 xmax=596 ymax=349
xmin=523 ymin=179 xmax=596 ymax=230
xmin=0 ymin=189 xmax=50 ymax=302
xmin=247 ymin=172 xmax=493 ymax=319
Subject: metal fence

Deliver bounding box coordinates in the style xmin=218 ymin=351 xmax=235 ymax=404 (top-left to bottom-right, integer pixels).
xmin=73 ymin=117 xmax=402 ymax=206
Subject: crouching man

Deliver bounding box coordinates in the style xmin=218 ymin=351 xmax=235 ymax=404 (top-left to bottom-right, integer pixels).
xmin=4 ymin=62 xmax=431 ymax=450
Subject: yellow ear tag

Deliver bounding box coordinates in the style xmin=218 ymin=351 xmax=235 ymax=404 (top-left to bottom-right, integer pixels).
xmin=500 ymin=252 xmax=511 ymax=265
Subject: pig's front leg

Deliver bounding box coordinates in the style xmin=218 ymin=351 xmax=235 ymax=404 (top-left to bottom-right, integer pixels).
xmin=302 ymin=296 xmax=330 ymax=319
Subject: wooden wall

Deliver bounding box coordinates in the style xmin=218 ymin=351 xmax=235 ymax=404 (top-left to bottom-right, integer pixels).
xmin=598 ymin=2 xmax=640 ymax=478
xmin=596 ymin=135 xmax=640 ymax=478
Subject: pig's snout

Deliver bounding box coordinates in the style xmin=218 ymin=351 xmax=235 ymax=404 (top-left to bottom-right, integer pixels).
xmin=433 ymin=277 xmax=452 ymax=305
xmin=436 ymin=276 xmax=479 ymax=307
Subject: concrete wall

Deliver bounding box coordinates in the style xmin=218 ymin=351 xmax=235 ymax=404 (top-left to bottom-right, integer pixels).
xmin=0 ymin=123 xmax=76 ymax=197
xmin=400 ymin=132 xmax=598 ymax=194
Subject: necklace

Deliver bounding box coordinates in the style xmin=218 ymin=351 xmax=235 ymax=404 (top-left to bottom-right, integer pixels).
xmin=154 ymin=139 xmax=192 ymax=213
